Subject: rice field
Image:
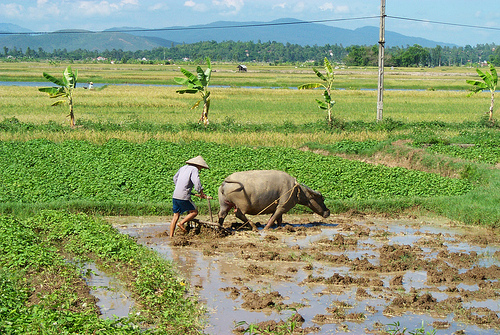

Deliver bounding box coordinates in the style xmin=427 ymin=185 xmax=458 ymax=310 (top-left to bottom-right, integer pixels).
xmin=0 ymin=82 xmax=487 ymax=124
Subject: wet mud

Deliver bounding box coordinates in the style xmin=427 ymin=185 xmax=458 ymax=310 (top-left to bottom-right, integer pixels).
xmin=110 ymin=213 xmax=500 ymax=334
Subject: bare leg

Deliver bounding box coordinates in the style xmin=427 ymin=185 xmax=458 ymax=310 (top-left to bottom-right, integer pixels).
xmin=169 ymin=212 xmax=181 ymax=237
xmin=178 ymin=209 xmax=198 ymax=228
xmin=170 ymin=211 xmax=196 ymax=237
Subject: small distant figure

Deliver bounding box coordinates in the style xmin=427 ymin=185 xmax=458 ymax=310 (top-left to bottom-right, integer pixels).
xmin=88 ymin=82 xmax=94 ymax=89
xmin=169 ymin=156 xmax=210 ymax=237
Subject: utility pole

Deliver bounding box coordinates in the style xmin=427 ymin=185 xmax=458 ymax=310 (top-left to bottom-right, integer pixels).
xmin=377 ymin=0 xmax=386 ymax=121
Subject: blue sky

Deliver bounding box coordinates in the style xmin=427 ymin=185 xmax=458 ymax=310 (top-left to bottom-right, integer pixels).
xmin=1 ymin=0 xmax=499 ymax=46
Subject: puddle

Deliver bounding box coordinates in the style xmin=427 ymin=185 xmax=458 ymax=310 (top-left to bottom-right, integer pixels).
xmin=110 ymin=215 xmax=500 ymax=334
xmin=82 ymin=263 xmax=134 ymax=319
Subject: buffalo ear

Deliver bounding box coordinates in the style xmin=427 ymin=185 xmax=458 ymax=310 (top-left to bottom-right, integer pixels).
xmin=299 ymin=183 xmax=316 ymax=198
xmin=300 ymin=184 xmax=316 ymax=195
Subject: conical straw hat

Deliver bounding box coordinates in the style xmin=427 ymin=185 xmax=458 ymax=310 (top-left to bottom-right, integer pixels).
xmin=186 ymin=155 xmax=209 ymax=169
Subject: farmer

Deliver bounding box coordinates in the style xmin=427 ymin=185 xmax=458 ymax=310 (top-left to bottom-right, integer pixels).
xmin=169 ymin=155 xmax=209 ymax=237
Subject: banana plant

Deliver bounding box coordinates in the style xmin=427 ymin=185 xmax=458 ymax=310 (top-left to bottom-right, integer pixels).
xmin=175 ymin=58 xmax=212 ymax=126
xmin=298 ymin=57 xmax=336 ymax=127
xmin=38 ymin=66 xmax=78 ymax=127
xmin=466 ymin=62 xmax=497 ymax=122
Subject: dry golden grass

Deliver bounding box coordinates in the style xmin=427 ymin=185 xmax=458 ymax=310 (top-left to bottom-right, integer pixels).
xmin=1 ymin=84 xmax=487 ymax=126
xmin=0 ymin=128 xmax=392 ymax=146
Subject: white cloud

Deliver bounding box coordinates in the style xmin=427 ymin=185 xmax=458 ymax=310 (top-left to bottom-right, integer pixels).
xmin=184 ymin=0 xmax=208 ymax=11
xmin=319 ymin=3 xmax=349 ymax=13
xmin=272 ymin=3 xmax=286 ymax=9
xmin=334 ymin=5 xmax=349 ymax=14
xmin=76 ymin=1 xmax=119 ymax=16
xmin=26 ymin=2 xmax=61 ymax=20
xmin=319 ymin=3 xmax=334 ymax=11
xmin=148 ymin=3 xmax=167 ymax=11
xmin=213 ymin=0 xmax=244 ymax=14
xmin=0 ymin=3 xmax=24 ymax=17
xmin=69 ymin=0 xmax=139 ymax=17
xmin=293 ymin=1 xmax=305 ymax=13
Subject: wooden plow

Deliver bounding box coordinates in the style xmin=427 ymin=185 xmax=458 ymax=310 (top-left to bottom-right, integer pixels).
xmin=185 ymin=196 xmax=232 ymax=234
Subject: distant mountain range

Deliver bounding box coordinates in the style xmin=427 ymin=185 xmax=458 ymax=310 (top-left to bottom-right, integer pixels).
xmin=0 ymin=19 xmax=455 ymax=53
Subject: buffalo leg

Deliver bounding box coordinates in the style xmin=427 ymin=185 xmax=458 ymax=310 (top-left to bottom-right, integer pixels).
xmin=276 ymin=215 xmax=283 ymax=227
xmin=235 ymin=209 xmax=257 ymax=231
xmin=264 ymin=209 xmax=286 ymax=230
xmin=218 ymin=200 xmax=234 ymax=228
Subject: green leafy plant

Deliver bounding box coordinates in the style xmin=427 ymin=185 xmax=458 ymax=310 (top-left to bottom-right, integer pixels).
xmin=235 ymin=308 xmax=300 ymax=334
xmin=175 ymin=57 xmax=212 ymax=125
xmin=386 ymin=321 xmax=436 ymax=335
xmin=38 ymin=67 xmax=106 ymax=128
xmin=38 ymin=66 xmax=79 ymax=128
xmin=1 ymin=211 xmax=203 ymax=334
xmin=466 ymin=62 xmax=497 ymax=122
xmin=298 ymin=57 xmax=336 ymax=127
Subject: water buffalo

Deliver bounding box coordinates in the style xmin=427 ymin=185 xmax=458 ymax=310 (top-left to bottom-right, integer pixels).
xmin=217 ymin=170 xmax=330 ymax=230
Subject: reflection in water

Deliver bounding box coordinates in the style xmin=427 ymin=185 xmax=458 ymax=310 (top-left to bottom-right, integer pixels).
xmin=113 ymin=216 xmax=500 ymax=335
xmin=82 ymin=263 xmax=134 ymax=319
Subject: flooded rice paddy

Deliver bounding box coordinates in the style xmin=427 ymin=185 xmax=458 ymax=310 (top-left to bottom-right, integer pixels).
xmin=106 ymin=213 xmax=500 ymax=334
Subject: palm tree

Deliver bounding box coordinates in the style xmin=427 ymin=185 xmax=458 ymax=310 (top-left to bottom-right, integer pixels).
xmin=298 ymin=57 xmax=336 ymax=127
xmin=175 ymin=58 xmax=212 ymax=125
xmin=466 ymin=62 xmax=497 ymax=122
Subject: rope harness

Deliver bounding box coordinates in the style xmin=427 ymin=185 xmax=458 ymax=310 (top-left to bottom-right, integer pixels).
xmin=236 ymin=181 xmax=300 ymax=230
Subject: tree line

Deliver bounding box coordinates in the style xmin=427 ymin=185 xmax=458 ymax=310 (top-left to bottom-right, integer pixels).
xmin=2 ymin=40 xmax=499 ymax=67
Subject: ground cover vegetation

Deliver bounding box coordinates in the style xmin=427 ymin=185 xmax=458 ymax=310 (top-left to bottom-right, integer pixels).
xmin=0 ymin=210 xmax=204 ymax=334
xmin=0 ymin=139 xmax=474 ymax=207
xmin=1 ymin=61 xmax=499 ymax=333
xmin=1 ymin=40 xmax=499 ymax=67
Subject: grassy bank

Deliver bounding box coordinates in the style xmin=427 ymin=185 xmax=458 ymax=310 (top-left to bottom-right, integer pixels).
xmin=0 ymin=210 xmax=204 ymax=334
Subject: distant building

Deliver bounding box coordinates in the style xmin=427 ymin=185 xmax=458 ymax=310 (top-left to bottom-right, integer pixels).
xmin=237 ymin=64 xmax=247 ymax=72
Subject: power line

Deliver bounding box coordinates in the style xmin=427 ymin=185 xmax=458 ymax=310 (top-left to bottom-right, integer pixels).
xmin=1 ymin=15 xmax=498 ymax=36
xmin=1 ymin=16 xmax=380 ymax=35
xmin=388 ymin=15 xmax=500 ymax=32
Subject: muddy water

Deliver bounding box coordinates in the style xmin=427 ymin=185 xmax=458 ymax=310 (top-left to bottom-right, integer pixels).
xmin=82 ymin=263 xmax=134 ymax=319
xmin=110 ymin=214 xmax=500 ymax=334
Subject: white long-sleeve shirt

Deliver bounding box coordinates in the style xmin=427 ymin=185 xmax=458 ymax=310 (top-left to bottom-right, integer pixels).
xmin=172 ymin=164 xmax=203 ymax=200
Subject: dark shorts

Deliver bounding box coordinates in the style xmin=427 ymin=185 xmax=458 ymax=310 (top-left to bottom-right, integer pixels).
xmin=172 ymin=198 xmax=196 ymax=214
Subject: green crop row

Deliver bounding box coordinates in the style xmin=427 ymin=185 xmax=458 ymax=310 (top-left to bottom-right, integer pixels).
xmin=0 ymin=139 xmax=472 ymax=206
xmin=0 ymin=210 xmax=203 ymax=334
xmin=412 ymin=129 xmax=500 ymax=165
xmin=425 ymin=144 xmax=500 ymax=165
xmin=304 ymin=139 xmax=384 ymax=155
